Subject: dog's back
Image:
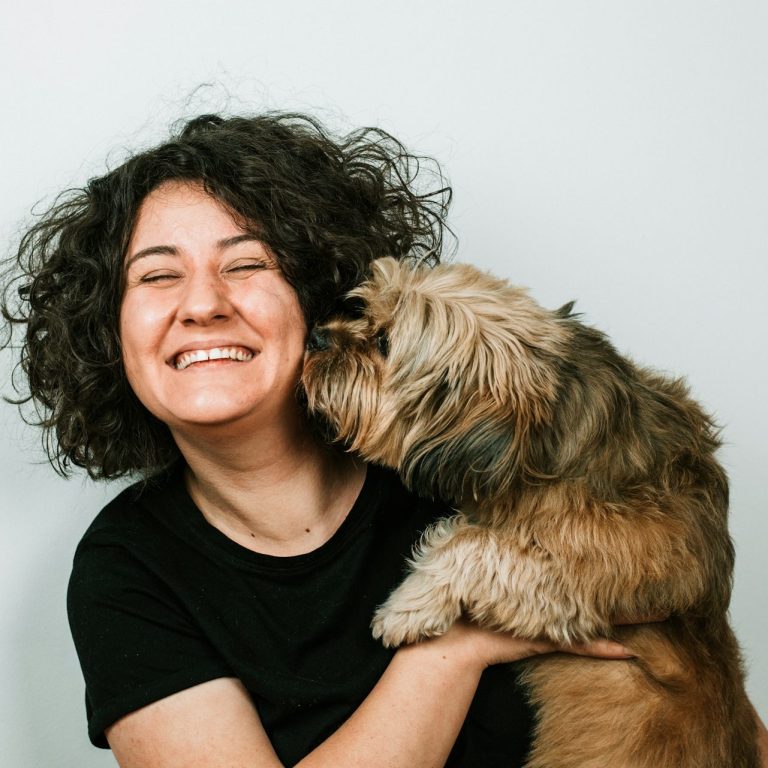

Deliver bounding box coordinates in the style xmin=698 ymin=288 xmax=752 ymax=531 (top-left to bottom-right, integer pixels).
xmin=467 ymin=284 xmax=757 ymax=767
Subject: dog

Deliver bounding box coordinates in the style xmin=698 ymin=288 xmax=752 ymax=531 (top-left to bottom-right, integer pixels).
xmin=301 ymin=257 xmax=758 ymax=767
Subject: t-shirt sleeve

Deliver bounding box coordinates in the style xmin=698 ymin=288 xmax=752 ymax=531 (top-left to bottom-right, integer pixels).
xmin=67 ymin=537 xmax=234 ymax=748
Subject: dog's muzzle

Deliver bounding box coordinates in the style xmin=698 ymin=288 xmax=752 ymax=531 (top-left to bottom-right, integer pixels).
xmin=306 ymin=327 xmax=331 ymax=353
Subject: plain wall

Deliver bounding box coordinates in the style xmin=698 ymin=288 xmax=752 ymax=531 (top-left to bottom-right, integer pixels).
xmin=1 ymin=1 xmax=766 ymax=764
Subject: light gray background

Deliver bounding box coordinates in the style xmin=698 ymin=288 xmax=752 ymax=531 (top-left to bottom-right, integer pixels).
xmin=1 ymin=1 xmax=765 ymax=765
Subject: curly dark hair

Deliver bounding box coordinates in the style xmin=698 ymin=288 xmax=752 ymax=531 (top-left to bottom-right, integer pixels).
xmin=1 ymin=112 xmax=452 ymax=479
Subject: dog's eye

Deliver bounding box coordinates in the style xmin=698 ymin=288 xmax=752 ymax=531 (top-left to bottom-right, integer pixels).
xmin=341 ymin=295 xmax=367 ymax=319
xmin=374 ymin=330 xmax=389 ymax=358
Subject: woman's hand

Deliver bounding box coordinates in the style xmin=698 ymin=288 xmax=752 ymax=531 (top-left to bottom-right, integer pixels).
xmin=421 ymin=619 xmax=633 ymax=674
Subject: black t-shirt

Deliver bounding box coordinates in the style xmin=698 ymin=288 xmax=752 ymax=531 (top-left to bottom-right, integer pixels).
xmin=67 ymin=462 xmax=534 ymax=766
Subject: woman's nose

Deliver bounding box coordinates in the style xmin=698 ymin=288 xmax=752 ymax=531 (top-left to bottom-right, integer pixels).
xmin=177 ymin=272 xmax=232 ymax=325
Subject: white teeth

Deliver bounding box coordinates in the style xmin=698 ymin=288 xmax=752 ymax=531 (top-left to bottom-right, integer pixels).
xmin=174 ymin=347 xmax=254 ymax=370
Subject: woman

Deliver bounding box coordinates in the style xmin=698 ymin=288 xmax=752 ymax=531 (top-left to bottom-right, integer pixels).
xmin=3 ymin=113 xmax=765 ymax=767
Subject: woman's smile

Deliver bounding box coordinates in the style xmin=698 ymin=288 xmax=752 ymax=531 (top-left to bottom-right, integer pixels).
xmin=169 ymin=343 xmax=256 ymax=370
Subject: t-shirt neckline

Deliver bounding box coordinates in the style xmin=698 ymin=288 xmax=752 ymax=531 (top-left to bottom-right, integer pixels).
xmin=158 ymin=462 xmax=384 ymax=573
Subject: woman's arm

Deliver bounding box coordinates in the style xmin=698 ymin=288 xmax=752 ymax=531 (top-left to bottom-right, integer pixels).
xmin=105 ymin=623 xmax=631 ymax=768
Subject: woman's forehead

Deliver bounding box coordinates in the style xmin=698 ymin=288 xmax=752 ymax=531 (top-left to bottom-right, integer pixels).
xmin=128 ymin=182 xmax=247 ymax=253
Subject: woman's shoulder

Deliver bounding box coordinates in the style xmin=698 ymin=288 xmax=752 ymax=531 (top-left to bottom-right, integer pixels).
xmin=67 ymin=468 xmax=190 ymax=635
xmin=79 ymin=462 xmax=183 ymax=532
xmin=69 ymin=465 xmax=187 ymax=585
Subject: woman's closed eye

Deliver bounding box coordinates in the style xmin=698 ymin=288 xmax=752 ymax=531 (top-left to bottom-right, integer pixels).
xmin=224 ymin=260 xmax=271 ymax=277
xmin=138 ymin=271 xmax=180 ymax=284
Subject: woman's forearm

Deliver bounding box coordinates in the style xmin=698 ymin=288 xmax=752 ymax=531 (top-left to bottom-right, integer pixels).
xmin=107 ymin=626 xmax=629 ymax=768
xmin=298 ymin=624 xmax=630 ymax=768
xmin=105 ymin=636 xmax=483 ymax=768
xmin=298 ymin=631 xmax=483 ymax=768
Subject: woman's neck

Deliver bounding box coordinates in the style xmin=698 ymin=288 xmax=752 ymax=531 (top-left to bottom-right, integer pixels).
xmin=171 ymin=415 xmax=367 ymax=557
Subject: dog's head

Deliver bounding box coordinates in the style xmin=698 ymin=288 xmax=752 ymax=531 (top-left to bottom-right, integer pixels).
xmin=302 ymin=257 xmax=570 ymax=502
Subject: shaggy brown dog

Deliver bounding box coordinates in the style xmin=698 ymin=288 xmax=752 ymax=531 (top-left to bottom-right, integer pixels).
xmin=302 ymin=257 xmax=758 ymax=767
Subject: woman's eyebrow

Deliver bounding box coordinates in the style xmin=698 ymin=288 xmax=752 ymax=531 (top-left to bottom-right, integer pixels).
xmin=124 ymin=245 xmax=177 ymax=271
xmin=124 ymin=234 xmax=263 ymax=271
xmin=217 ymin=234 xmax=263 ymax=250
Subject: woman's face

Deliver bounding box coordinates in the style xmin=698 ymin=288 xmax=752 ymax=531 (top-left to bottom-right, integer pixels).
xmin=120 ymin=181 xmax=308 ymax=436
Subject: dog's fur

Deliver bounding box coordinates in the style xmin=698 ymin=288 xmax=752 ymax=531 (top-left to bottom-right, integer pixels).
xmin=301 ymin=257 xmax=758 ymax=767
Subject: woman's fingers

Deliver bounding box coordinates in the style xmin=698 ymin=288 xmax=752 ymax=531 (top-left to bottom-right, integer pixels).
xmin=554 ymin=638 xmax=635 ymax=659
xmin=440 ymin=622 xmax=636 ymax=669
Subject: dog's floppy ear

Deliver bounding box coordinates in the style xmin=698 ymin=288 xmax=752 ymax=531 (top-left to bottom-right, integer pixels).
xmin=400 ymin=409 xmax=521 ymax=503
xmin=461 ymin=280 xmax=567 ymax=421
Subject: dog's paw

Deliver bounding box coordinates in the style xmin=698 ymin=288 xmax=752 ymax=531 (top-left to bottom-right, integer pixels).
xmin=371 ymin=603 xmax=455 ymax=648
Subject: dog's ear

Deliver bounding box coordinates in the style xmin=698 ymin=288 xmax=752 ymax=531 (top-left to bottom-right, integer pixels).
xmin=466 ymin=286 xmax=565 ymax=417
xmin=400 ymin=408 xmax=521 ymax=504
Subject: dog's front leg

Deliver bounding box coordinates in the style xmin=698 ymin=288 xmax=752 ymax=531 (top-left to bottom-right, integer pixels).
xmin=371 ymin=513 xmax=592 ymax=648
xmin=371 ymin=515 xmax=537 ymax=646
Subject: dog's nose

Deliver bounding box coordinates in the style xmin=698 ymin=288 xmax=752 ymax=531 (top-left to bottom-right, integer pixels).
xmin=307 ymin=327 xmax=331 ymax=353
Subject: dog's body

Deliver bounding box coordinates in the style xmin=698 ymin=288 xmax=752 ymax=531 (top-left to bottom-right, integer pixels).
xmin=302 ymin=257 xmax=757 ymax=767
